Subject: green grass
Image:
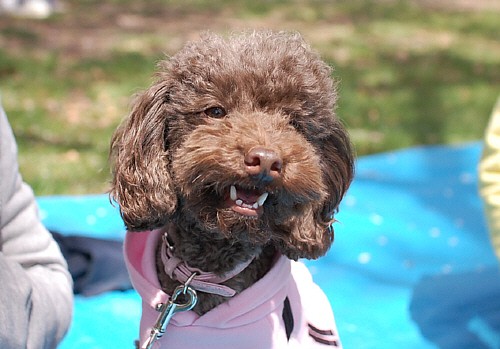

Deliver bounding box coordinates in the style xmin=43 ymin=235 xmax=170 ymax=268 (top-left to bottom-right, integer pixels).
xmin=0 ymin=0 xmax=499 ymax=195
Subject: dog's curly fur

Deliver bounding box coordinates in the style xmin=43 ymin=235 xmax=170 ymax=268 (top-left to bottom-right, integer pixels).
xmin=110 ymin=30 xmax=354 ymax=315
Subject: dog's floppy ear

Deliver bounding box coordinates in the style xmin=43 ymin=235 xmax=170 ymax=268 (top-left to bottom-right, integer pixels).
xmin=318 ymin=121 xmax=354 ymax=250
xmin=281 ymin=121 xmax=354 ymax=260
xmin=110 ymin=81 xmax=177 ymax=231
xmin=318 ymin=120 xmax=354 ymax=234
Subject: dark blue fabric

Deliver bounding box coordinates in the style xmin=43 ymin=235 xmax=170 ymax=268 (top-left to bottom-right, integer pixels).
xmin=38 ymin=142 xmax=500 ymax=349
xmin=51 ymin=232 xmax=132 ymax=296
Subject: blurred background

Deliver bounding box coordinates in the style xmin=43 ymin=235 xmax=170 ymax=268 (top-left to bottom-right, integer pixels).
xmin=2 ymin=2 xmax=500 ymax=348
xmin=0 ymin=0 xmax=499 ymax=195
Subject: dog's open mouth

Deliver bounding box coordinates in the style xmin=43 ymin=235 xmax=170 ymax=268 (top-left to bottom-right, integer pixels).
xmin=226 ymin=185 xmax=268 ymax=217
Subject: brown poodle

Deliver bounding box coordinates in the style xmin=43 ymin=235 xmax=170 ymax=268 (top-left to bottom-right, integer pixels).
xmin=111 ymin=30 xmax=354 ymax=348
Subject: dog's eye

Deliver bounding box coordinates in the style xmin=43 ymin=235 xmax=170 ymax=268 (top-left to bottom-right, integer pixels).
xmin=204 ymin=106 xmax=227 ymax=118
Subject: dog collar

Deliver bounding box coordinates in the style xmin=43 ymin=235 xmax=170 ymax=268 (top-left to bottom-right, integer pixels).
xmin=160 ymin=231 xmax=255 ymax=298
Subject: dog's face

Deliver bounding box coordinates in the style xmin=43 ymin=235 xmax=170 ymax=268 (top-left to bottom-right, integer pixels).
xmin=111 ymin=31 xmax=354 ymax=260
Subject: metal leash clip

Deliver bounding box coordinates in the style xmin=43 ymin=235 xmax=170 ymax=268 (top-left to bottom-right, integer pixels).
xmin=143 ymin=276 xmax=198 ymax=349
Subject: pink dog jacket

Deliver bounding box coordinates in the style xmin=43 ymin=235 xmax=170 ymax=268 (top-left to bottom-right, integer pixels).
xmin=125 ymin=229 xmax=342 ymax=348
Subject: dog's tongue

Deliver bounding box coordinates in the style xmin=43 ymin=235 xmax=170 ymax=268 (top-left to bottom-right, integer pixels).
xmin=237 ymin=188 xmax=261 ymax=203
xmin=227 ymin=186 xmax=267 ymax=217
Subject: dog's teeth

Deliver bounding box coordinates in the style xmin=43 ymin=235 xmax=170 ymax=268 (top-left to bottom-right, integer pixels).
xmin=232 ymin=189 xmax=267 ymax=210
xmin=257 ymin=192 xmax=268 ymax=206
xmin=230 ymin=185 xmax=237 ymax=201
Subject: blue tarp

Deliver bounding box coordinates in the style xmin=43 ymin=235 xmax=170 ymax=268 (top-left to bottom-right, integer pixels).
xmin=38 ymin=142 xmax=500 ymax=349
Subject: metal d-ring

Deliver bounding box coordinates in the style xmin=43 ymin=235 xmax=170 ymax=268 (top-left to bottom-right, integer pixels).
xmin=182 ymin=272 xmax=197 ymax=294
xmin=169 ymin=284 xmax=198 ymax=314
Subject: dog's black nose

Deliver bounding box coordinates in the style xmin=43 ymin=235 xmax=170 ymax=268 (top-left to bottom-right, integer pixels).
xmin=244 ymin=147 xmax=282 ymax=183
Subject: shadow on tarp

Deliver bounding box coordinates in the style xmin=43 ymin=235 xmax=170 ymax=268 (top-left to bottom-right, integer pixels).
xmin=410 ymin=267 xmax=500 ymax=349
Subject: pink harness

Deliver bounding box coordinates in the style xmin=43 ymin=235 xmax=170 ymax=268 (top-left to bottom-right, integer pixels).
xmin=124 ymin=229 xmax=342 ymax=348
